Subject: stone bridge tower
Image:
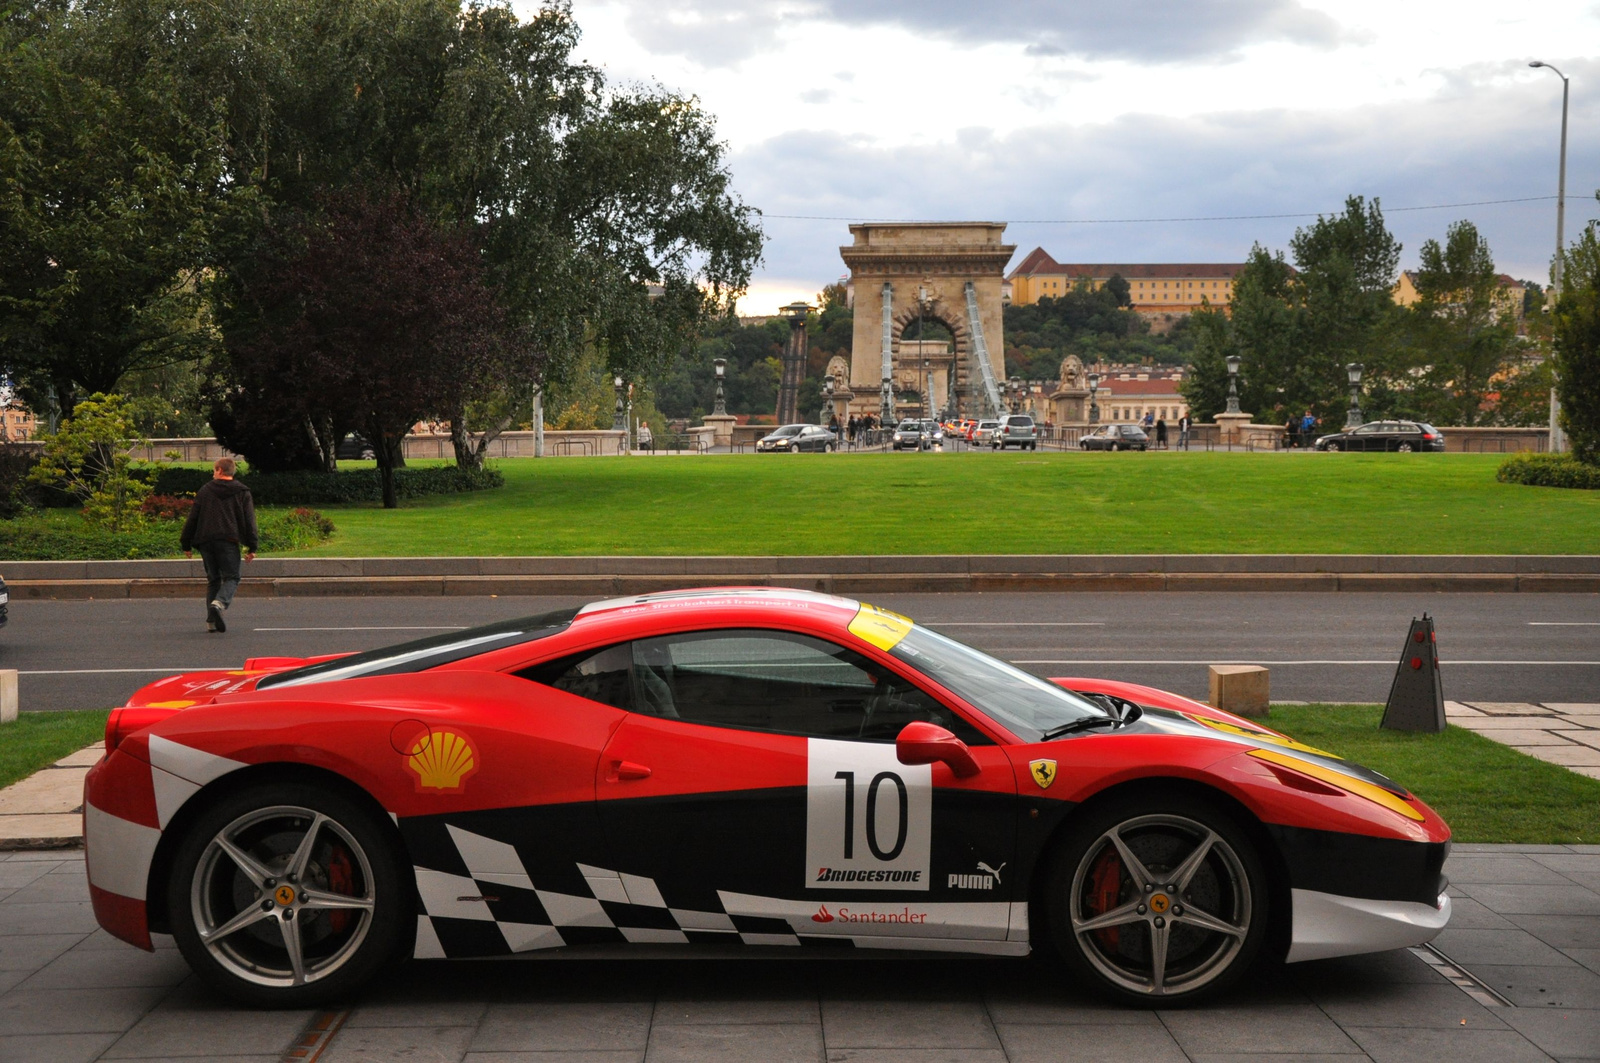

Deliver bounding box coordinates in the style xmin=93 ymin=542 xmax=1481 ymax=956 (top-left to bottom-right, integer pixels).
xmin=839 ymin=223 xmax=1015 ymax=421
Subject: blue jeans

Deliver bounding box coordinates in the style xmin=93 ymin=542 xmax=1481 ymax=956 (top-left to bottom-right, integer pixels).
xmin=198 ymin=541 xmax=241 ymax=608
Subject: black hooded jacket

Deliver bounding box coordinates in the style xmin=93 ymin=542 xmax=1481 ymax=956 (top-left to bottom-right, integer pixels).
xmin=180 ymin=477 xmax=259 ymax=552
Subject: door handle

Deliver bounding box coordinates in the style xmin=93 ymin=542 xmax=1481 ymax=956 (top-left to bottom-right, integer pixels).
xmin=608 ymin=760 xmax=652 ymax=782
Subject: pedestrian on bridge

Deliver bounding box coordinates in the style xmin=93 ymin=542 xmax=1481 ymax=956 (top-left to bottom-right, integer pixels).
xmin=180 ymin=457 xmax=258 ymax=633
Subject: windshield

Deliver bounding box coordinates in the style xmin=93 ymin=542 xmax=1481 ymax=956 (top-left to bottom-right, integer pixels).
xmin=897 ymin=422 xmax=920 ymax=431
xmin=771 ymin=426 xmax=802 ymax=437
xmin=256 ymin=607 xmax=579 ymax=689
xmin=888 ymin=625 xmax=1111 ymax=741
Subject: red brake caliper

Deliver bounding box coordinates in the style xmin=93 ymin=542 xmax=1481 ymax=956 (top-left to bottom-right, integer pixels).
xmin=326 ymin=844 xmax=355 ymax=933
xmin=1086 ymin=846 xmax=1123 ymax=951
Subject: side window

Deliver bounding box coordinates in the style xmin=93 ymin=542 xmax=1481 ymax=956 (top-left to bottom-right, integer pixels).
xmin=518 ymin=643 xmax=634 ymax=711
xmin=628 ymin=629 xmax=990 ymax=745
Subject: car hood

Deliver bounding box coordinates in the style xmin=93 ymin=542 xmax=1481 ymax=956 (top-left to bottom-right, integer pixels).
xmin=1107 ymin=705 xmax=1411 ymax=798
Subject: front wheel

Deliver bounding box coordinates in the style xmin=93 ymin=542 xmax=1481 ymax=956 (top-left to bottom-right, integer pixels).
xmin=167 ymin=782 xmax=409 ymax=1006
xmin=1325 ymin=441 xmax=1341 ymax=452
xmin=1045 ymin=794 xmax=1269 ymax=1005
xmin=1397 ymin=442 xmax=1414 ymax=453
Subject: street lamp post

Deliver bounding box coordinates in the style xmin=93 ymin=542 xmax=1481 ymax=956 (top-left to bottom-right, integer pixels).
xmin=1224 ymin=355 xmax=1242 ymax=415
xmin=1531 ymin=60 xmax=1569 ymax=452
xmin=821 ymin=374 xmax=835 ymax=427
xmin=1345 ymin=362 xmax=1364 ymax=429
xmin=712 ymin=358 xmax=727 ymax=416
xmin=1088 ymin=373 xmax=1100 ymax=425
xmin=612 ymin=375 xmax=626 ymax=432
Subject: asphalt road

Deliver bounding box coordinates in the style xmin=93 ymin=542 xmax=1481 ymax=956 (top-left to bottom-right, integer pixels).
xmin=5 ymin=590 xmax=1599 ymax=711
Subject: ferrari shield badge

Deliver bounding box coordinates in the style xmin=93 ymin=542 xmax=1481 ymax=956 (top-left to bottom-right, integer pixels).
xmin=1029 ymin=759 xmax=1057 ymax=790
xmin=406 ymin=729 xmax=478 ymax=793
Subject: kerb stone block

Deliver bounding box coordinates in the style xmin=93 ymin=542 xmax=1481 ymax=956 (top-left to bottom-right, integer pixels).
xmin=1210 ymin=664 xmax=1269 ymax=718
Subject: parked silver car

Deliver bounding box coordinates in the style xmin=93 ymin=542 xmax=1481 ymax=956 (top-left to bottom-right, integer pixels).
xmin=971 ymin=419 xmax=1003 ymax=445
xmin=891 ymin=420 xmax=931 ymax=451
xmin=992 ymin=414 xmax=1038 ymax=450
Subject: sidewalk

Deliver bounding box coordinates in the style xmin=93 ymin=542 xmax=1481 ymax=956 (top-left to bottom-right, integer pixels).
xmin=6 ymin=553 xmax=1600 ymax=599
xmin=1446 ymin=700 xmax=1600 ymax=780
xmin=0 ymin=746 xmax=97 ymax=851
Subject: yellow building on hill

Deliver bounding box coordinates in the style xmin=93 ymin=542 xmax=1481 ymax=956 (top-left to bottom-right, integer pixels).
xmin=1006 ymin=248 xmax=1243 ymax=315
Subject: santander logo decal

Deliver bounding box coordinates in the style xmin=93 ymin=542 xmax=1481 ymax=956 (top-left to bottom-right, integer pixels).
xmin=809 ymin=903 xmax=928 ymax=925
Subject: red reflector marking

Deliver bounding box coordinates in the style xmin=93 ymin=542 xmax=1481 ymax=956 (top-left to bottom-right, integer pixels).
xmin=1411 ymin=657 xmax=1423 ymax=670
xmin=1414 ymin=632 xmax=1425 ymax=643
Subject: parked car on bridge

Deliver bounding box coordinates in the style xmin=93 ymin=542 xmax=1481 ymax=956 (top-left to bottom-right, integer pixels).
xmin=756 ymin=425 xmax=836 ymax=453
xmin=992 ymin=415 xmax=1039 ymax=451
xmin=971 ymin=420 xmax=1003 ymax=445
xmin=1314 ymin=421 xmax=1445 ymax=453
xmin=891 ymin=421 xmax=931 ymax=451
xmin=1080 ymin=425 xmax=1150 ymax=451
xmin=85 ymin=589 xmax=1452 ymax=1007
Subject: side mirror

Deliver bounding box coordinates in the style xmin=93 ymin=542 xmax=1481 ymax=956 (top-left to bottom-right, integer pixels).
xmin=896 ymin=721 xmax=980 ymax=778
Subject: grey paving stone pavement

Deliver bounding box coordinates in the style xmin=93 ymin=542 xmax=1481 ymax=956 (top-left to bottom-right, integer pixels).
xmin=1 ymin=847 xmax=1597 ymax=1062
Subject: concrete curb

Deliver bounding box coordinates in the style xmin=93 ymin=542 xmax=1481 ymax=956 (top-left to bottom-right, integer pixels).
xmin=5 ymin=554 xmax=1599 ymax=597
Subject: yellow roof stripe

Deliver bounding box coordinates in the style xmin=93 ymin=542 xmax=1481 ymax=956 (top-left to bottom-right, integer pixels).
xmin=849 ymin=603 xmax=914 ymax=652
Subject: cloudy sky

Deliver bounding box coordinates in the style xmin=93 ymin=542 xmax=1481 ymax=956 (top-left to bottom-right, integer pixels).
xmin=535 ymin=1 xmax=1600 ymax=313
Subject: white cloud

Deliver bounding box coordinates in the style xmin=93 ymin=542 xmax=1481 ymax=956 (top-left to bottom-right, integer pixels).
xmin=531 ymin=1 xmax=1600 ymax=312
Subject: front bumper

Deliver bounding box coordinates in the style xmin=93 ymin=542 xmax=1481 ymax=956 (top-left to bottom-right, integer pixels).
xmin=1287 ymin=888 xmax=1451 ymax=962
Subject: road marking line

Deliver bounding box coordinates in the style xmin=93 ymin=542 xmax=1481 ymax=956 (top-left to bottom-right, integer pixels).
xmin=252 ymin=626 xmax=467 ymax=632
xmin=927 ymin=622 xmax=1106 ymax=627
xmin=1012 ymin=659 xmax=1600 ymax=666
xmin=1528 ymin=622 xmax=1600 ymax=626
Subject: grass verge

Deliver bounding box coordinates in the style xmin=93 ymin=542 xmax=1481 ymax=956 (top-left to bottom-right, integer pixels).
xmin=1268 ymin=704 xmax=1600 ymax=844
xmin=300 ymin=452 xmax=1600 ymax=556
xmin=0 ymin=710 xmax=108 ymax=790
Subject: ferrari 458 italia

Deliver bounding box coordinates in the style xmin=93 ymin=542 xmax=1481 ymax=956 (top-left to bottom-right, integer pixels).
xmin=84 ymin=589 xmax=1450 ymax=1006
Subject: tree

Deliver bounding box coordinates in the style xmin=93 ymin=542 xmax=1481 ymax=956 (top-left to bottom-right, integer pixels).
xmin=1406 ymin=221 xmax=1519 ymax=426
xmin=1552 ymin=220 xmax=1600 ymax=464
xmin=29 ymin=392 xmax=150 ymax=532
xmin=0 ymin=0 xmax=234 ymax=416
xmin=215 ymin=187 xmax=507 ymax=505
xmin=1105 ymin=273 xmax=1132 ymax=308
xmin=187 ymin=0 xmax=761 ymax=467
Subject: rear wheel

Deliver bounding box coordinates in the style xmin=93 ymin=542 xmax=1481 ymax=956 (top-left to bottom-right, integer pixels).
xmin=1397 ymin=442 xmax=1414 ymax=453
xmin=1045 ymin=793 xmax=1268 ymax=1005
xmin=168 ymin=782 xmax=408 ymax=1006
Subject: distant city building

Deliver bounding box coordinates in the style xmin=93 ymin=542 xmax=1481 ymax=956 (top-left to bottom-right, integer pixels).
xmin=1092 ymin=366 xmax=1190 ymax=424
xmin=1006 ymin=248 xmax=1243 ymax=318
xmin=1393 ymin=271 xmax=1528 ymax=329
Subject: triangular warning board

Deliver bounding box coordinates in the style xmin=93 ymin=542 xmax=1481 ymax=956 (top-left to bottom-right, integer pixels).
xmin=1381 ymin=614 xmax=1445 ymax=733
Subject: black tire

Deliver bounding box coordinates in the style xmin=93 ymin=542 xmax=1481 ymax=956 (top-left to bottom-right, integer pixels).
xmin=167 ymin=780 xmax=409 ymax=1007
xmin=1397 ymin=442 xmax=1414 ymax=453
xmin=1326 ymin=441 xmax=1341 ymax=452
xmin=1043 ymin=791 xmax=1269 ymax=1006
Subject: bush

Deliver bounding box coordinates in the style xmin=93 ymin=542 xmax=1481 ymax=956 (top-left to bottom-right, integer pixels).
xmin=0 ymin=506 xmax=336 ymax=560
xmin=1497 ymin=453 xmax=1600 ymax=490
xmin=0 ymin=445 xmax=40 ymax=518
xmin=138 ymin=463 xmax=502 ymax=505
xmin=139 ymin=494 xmax=194 ymax=521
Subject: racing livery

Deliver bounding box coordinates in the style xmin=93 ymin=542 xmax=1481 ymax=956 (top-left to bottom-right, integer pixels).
xmin=83 ymin=589 xmax=1450 ymax=1006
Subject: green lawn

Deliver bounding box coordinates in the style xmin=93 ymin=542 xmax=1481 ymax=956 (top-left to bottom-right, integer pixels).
xmin=1266 ymin=705 xmax=1600 ymax=844
xmin=0 ymin=710 xmax=107 ymax=789
xmin=294 ymin=452 xmax=1600 ymax=556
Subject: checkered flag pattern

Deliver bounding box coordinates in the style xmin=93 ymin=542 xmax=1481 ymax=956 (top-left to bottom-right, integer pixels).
xmin=411 ymin=824 xmax=803 ymax=959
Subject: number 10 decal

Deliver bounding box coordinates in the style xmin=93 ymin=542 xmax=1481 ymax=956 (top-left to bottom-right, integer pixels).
xmin=805 ymin=739 xmax=931 ymax=891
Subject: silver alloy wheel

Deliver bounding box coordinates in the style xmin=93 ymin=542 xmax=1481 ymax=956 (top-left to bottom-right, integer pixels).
xmin=1068 ymin=813 xmax=1252 ymax=997
xmin=1397 ymin=442 xmax=1414 ymax=453
xmin=189 ymin=805 xmax=377 ymax=988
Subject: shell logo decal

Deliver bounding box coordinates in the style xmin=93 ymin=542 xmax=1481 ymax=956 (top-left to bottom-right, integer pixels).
xmin=405 ymin=729 xmax=479 ymax=793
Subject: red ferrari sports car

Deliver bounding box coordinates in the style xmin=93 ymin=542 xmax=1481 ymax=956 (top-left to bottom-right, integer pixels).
xmin=83 ymin=589 xmax=1451 ymax=1006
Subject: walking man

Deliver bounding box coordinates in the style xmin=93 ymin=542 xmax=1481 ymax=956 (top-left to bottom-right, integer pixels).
xmin=1177 ymin=413 xmax=1191 ymax=450
xmin=181 ymin=458 xmax=258 ymax=633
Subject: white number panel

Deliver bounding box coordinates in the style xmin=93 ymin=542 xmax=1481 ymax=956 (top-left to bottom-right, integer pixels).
xmin=804 ymin=739 xmax=932 ymax=891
